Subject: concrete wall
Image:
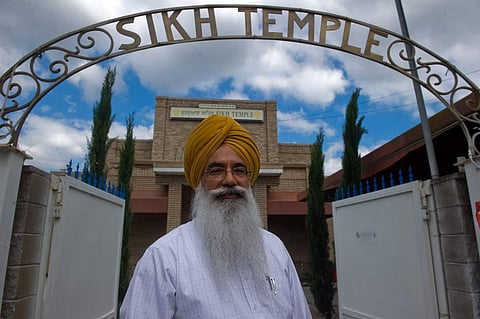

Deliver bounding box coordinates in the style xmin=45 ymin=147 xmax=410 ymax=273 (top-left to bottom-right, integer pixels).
xmin=433 ymin=173 xmax=480 ymax=319
xmin=1 ymin=166 xmax=50 ymax=319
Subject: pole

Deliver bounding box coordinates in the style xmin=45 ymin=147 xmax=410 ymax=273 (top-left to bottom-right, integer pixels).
xmin=394 ymin=2 xmax=448 ymax=318
xmin=394 ymin=0 xmax=439 ymax=179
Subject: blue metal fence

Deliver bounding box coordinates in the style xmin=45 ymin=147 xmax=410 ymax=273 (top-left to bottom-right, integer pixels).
xmin=66 ymin=160 xmax=125 ymax=199
xmin=334 ymin=166 xmax=414 ymax=200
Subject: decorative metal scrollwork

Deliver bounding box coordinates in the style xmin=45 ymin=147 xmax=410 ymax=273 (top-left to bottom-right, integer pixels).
xmin=1 ymin=5 xmax=479 ymax=161
xmin=386 ymin=37 xmax=480 ymax=161
xmin=1 ymin=26 xmax=114 ymax=144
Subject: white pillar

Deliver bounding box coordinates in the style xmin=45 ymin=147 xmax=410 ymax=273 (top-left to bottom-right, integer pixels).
xmin=0 ymin=145 xmax=30 ymax=305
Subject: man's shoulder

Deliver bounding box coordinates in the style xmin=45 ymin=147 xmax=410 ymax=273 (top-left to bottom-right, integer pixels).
xmin=260 ymin=228 xmax=284 ymax=245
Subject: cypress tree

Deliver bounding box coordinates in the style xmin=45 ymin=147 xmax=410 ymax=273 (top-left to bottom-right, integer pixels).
xmin=118 ymin=112 xmax=135 ymax=307
xmin=306 ymin=129 xmax=334 ymax=318
xmin=86 ymin=66 xmax=116 ymax=180
xmin=340 ymin=87 xmax=367 ymax=190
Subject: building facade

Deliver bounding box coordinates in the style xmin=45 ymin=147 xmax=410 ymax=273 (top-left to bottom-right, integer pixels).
xmin=106 ymin=96 xmax=316 ymax=279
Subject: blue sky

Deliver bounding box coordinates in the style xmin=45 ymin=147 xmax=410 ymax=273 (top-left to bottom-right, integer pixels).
xmin=1 ymin=0 xmax=479 ymax=175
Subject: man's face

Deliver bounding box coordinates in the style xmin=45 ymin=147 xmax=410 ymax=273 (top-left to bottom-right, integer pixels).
xmin=201 ymin=144 xmax=250 ymax=192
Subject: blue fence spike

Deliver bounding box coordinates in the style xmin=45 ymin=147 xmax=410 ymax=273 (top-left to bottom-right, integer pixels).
xmin=66 ymin=160 xmax=73 ymax=176
xmin=408 ymin=166 xmax=414 ymax=182
xmin=74 ymin=163 xmax=80 ymax=179
xmin=65 ymin=162 xmax=123 ymax=199
xmin=336 ymin=165 xmax=414 ymax=201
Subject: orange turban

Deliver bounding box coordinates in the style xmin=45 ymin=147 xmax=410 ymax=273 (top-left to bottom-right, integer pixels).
xmin=183 ymin=115 xmax=260 ymax=189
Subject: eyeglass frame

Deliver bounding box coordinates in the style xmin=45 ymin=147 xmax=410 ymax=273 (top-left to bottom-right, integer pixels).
xmin=203 ymin=166 xmax=250 ymax=180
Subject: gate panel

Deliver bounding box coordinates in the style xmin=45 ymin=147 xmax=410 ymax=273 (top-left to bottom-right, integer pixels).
xmin=39 ymin=174 xmax=124 ymax=319
xmin=333 ymin=181 xmax=437 ymax=319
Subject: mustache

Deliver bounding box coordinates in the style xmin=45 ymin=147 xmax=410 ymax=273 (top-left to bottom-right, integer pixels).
xmin=209 ymin=186 xmax=247 ymax=199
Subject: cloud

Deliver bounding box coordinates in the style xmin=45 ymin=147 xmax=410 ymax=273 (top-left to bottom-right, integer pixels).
xmin=19 ymin=114 xmax=153 ymax=172
xmin=109 ymin=121 xmax=153 ymax=140
xmin=232 ymin=44 xmax=348 ymax=105
xmin=278 ymin=109 xmax=336 ymax=137
xmin=19 ymin=115 xmax=91 ymax=172
xmin=324 ymin=141 xmax=343 ymax=175
xmin=2 ymin=0 xmax=479 ymax=174
xmin=67 ymin=64 xmax=129 ymax=105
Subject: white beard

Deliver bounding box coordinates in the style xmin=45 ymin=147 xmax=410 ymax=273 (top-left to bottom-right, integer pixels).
xmin=192 ymin=184 xmax=269 ymax=295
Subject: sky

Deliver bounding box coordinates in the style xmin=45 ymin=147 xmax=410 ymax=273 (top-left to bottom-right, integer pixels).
xmin=1 ymin=0 xmax=479 ymax=175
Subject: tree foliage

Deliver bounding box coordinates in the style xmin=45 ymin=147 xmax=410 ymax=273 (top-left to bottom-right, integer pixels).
xmin=86 ymin=66 xmax=116 ymax=180
xmin=118 ymin=112 xmax=136 ymax=307
xmin=306 ymin=129 xmax=334 ymax=319
xmin=340 ymin=87 xmax=367 ymax=189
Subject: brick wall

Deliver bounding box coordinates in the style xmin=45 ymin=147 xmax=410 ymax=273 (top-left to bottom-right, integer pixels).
xmin=432 ymin=173 xmax=480 ymax=319
xmin=129 ymin=213 xmax=167 ymax=267
xmin=152 ymin=97 xmax=280 ymax=164
xmin=1 ymin=166 xmax=50 ymax=319
xmin=278 ymin=143 xmax=311 ymax=164
xmin=272 ymin=166 xmax=308 ymax=192
xmin=269 ymin=143 xmax=311 ymax=192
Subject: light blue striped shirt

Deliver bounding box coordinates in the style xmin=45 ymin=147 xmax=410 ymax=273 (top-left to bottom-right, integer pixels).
xmin=120 ymin=221 xmax=312 ymax=319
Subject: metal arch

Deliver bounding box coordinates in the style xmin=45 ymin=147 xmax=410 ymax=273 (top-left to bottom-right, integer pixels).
xmin=1 ymin=4 xmax=479 ymax=158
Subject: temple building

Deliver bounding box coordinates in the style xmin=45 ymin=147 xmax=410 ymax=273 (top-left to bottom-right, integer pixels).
xmin=106 ymin=96 xmax=323 ymax=279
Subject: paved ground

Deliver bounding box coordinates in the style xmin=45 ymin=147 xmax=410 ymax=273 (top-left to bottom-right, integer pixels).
xmin=303 ymin=286 xmax=339 ymax=319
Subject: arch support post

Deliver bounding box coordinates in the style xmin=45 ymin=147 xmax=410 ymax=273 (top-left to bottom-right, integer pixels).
xmin=0 ymin=145 xmax=31 ymax=305
xmin=395 ymin=0 xmax=439 ymax=179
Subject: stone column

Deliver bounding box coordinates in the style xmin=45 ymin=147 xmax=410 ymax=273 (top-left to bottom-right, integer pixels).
xmin=166 ymin=179 xmax=182 ymax=232
xmin=0 ymin=145 xmax=30 ymax=306
xmin=252 ymin=182 xmax=268 ymax=228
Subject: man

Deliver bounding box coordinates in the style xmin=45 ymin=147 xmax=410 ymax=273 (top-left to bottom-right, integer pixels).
xmin=120 ymin=114 xmax=312 ymax=318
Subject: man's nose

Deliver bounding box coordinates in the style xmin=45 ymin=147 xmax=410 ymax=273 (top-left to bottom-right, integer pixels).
xmin=222 ymin=169 xmax=237 ymax=185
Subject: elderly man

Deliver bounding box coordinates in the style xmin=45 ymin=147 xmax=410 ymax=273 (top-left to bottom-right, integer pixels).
xmin=120 ymin=115 xmax=312 ymax=318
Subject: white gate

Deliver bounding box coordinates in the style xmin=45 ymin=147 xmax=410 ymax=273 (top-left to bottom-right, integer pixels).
xmin=36 ymin=174 xmax=124 ymax=319
xmin=333 ymin=181 xmax=439 ymax=319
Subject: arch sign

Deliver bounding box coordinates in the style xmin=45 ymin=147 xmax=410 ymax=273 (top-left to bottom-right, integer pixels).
xmin=1 ymin=4 xmax=479 ymax=158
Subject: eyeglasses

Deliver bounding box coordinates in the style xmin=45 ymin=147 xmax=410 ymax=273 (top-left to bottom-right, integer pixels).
xmin=203 ymin=166 xmax=250 ymax=180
